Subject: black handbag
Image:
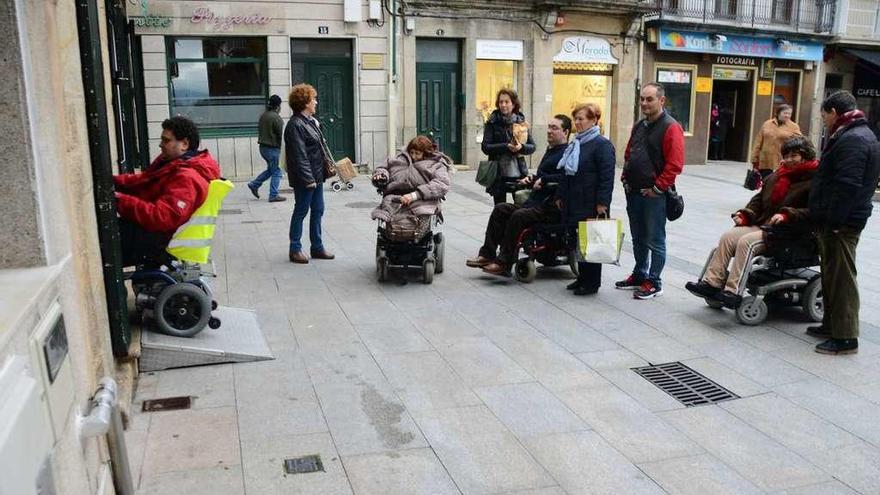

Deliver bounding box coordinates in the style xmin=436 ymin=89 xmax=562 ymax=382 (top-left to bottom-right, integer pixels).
xmin=666 ymin=186 xmax=684 ymax=221
xmin=743 ymin=168 xmax=763 ymax=190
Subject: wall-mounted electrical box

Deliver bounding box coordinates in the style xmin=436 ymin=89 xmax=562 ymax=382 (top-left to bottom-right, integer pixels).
xmin=28 ymin=301 xmax=75 ymax=441
xmin=344 ymin=0 xmax=362 ymax=22
xmin=368 ymin=0 xmax=381 ymax=20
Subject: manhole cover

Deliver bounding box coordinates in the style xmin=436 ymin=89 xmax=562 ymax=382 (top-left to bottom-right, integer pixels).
xmin=283 ymin=455 xmax=324 ymax=474
xmin=219 ymin=208 xmax=242 ymax=215
xmin=632 ymin=362 xmax=739 ymax=407
xmin=345 ymin=202 xmax=377 ymax=209
xmin=142 ymin=396 xmax=192 ymax=412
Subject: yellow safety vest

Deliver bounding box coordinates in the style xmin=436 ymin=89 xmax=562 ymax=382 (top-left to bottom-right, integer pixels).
xmin=166 ymin=179 xmax=234 ymax=264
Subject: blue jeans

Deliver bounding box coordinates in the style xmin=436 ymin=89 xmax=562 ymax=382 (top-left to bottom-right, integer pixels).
xmin=289 ymin=183 xmax=325 ymax=252
xmin=626 ymin=192 xmax=667 ymax=287
xmin=249 ymin=145 xmax=282 ymax=199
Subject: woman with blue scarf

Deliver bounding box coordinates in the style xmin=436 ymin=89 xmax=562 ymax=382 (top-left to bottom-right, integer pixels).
xmin=557 ymin=103 xmax=616 ymax=295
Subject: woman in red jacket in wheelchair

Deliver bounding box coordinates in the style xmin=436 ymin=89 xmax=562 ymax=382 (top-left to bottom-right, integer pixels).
xmin=685 ymin=136 xmax=818 ymax=308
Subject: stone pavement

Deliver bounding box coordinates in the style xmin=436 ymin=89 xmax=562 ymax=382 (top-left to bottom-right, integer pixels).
xmin=126 ymin=162 xmax=880 ymax=495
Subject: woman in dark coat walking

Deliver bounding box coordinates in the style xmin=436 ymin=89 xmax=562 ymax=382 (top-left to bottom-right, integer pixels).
xmin=481 ymin=89 xmax=536 ymax=204
xmin=558 ymin=103 xmax=616 ymax=295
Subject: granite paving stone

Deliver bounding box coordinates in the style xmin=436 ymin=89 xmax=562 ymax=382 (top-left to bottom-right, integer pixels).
xmin=637 ymin=453 xmax=763 ymax=495
xmin=342 ymin=448 xmax=461 ymax=495
xmin=475 ymin=382 xmax=588 ymax=439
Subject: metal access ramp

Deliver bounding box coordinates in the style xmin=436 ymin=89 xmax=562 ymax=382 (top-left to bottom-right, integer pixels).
xmin=139 ymin=306 xmax=274 ymax=372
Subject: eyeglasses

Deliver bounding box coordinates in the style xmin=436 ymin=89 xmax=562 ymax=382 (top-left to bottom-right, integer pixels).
xmin=547 ymin=125 xmax=562 ymax=130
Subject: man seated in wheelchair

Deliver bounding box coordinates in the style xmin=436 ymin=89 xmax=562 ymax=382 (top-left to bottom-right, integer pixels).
xmin=466 ymin=114 xmax=573 ymax=275
xmin=113 ymin=116 xmax=221 ymax=267
xmin=370 ymin=136 xmax=452 ymax=241
xmin=686 ymin=136 xmax=818 ymax=308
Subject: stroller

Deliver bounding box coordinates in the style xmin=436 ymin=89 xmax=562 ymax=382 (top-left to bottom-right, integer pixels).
xmin=373 ymin=176 xmax=445 ymax=284
xmin=698 ymin=225 xmax=823 ymax=326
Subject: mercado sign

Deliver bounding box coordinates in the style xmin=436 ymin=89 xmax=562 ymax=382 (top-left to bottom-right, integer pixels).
xmin=553 ymin=36 xmax=618 ymax=65
xmin=190 ymin=7 xmax=273 ymax=31
xmin=658 ymin=28 xmax=823 ymax=61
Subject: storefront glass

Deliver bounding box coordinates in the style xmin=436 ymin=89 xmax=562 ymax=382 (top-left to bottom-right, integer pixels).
xmin=551 ymin=68 xmax=612 ymax=136
xmin=772 ymin=70 xmax=800 ymax=119
xmin=475 ymin=60 xmax=516 ymax=122
xmin=656 ymin=66 xmax=695 ymax=132
xmin=167 ymin=37 xmax=268 ymax=134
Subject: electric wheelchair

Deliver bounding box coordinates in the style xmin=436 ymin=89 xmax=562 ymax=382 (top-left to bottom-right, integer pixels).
xmin=698 ymin=225 xmax=823 ymax=326
xmin=125 ymin=179 xmax=234 ymax=337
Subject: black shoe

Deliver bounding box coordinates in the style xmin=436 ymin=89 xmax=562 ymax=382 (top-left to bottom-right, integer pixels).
xmin=566 ymin=281 xmax=582 ymax=290
xmin=573 ymin=286 xmax=598 ymax=296
xmin=685 ymin=280 xmax=721 ymax=299
xmin=815 ymin=338 xmax=859 ymax=355
xmin=715 ymin=290 xmax=742 ymax=308
xmin=805 ymin=325 xmax=830 ymax=338
xmin=248 ymin=183 xmax=260 ymax=199
xmin=268 ymin=195 xmax=287 ymax=202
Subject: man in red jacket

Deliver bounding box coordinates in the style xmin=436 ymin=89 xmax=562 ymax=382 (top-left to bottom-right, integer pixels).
xmin=617 ymin=82 xmax=685 ymax=299
xmin=114 ymin=116 xmax=220 ymax=266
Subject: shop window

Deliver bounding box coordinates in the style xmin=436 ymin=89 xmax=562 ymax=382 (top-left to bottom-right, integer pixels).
xmin=772 ymin=70 xmax=800 ymax=120
xmin=476 ymin=60 xmax=517 ymax=122
xmin=656 ymin=67 xmax=695 ymax=133
xmin=166 ymin=37 xmax=268 ymax=136
xmin=552 ymin=63 xmax=613 ymax=136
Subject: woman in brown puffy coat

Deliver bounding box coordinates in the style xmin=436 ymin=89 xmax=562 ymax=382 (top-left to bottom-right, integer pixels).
xmin=687 ymin=136 xmax=818 ymax=308
xmin=750 ymin=104 xmax=802 ymax=178
xmin=371 ymin=136 xmax=452 ymax=226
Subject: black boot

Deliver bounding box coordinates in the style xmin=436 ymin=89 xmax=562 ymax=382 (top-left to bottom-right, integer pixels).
xmin=566 ymin=281 xmax=582 ymax=290
xmin=573 ymin=286 xmax=598 ymax=296
xmin=715 ymin=290 xmax=742 ymax=309
xmin=815 ymin=338 xmax=858 ymax=355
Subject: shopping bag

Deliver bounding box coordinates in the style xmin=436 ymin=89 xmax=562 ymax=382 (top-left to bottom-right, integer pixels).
xmin=278 ymin=143 xmax=287 ymax=173
xmin=578 ymin=217 xmax=624 ymax=264
xmin=743 ymin=168 xmax=762 ymax=190
xmin=475 ymin=160 xmax=498 ymax=187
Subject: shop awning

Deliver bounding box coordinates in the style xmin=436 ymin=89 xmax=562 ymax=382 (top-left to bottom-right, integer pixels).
xmin=844 ymin=48 xmax=880 ymax=69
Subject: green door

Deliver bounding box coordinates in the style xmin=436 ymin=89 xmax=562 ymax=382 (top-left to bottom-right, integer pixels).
xmin=305 ymin=58 xmax=355 ymax=161
xmin=416 ymin=62 xmax=461 ymax=163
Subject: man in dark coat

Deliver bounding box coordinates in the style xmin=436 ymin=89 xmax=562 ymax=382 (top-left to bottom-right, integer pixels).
xmin=808 ymin=91 xmax=880 ymax=355
xmin=468 ymin=115 xmax=571 ymax=274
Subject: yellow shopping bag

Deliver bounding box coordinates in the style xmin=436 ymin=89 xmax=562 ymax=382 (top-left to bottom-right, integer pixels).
xmin=578 ymin=217 xmax=624 ymax=264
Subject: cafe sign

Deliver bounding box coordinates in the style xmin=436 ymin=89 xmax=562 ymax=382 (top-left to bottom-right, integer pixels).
xmin=659 ymin=28 xmax=823 ymax=61
xmin=554 ymin=36 xmax=618 ymax=64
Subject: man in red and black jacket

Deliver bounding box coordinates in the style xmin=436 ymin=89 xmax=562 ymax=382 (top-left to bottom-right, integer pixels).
xmin=113 ymin=116 xmax=220 ymax=266
xmin=617 ymin=82 xmax=685 ymax=299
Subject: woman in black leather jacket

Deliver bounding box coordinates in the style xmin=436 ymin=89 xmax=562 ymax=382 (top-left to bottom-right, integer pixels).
xmin=285 ymin=83 xmax=335 ymax=264
xmin=481 ymin=89 xmax=536 ymax=204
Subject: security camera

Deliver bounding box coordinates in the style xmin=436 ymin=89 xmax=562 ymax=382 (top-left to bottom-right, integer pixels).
xmin=776 ymin=38 xmax=791 ymax=47
xmin=711 ymin=34 xmax=727 ymax=43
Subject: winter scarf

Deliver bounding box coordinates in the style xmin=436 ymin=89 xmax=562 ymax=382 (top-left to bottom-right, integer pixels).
xmin=826 ymin=110 xmax=867 ymax=149
xmin=770 ymin=159 xmax=819 ymax=205
xmin=557 ymin=126 xmax=601 ymax=176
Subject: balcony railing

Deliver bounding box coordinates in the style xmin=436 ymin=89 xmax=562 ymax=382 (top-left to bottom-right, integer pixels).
xmin=654 ymin=0 xmax=836 ymax=34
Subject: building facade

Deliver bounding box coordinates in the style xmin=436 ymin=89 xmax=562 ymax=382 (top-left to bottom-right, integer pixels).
xmin=643 ymin=0 xmax=836 ymax=164
xmin=127 ymin=0 xmax=393 ymax=178
xmin=824 ymin=0 xmax=880 ymax=139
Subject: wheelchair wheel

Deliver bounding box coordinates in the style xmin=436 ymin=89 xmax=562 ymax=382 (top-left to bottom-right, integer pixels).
xmin=433 ymin=233 xmax=444 ymax=274
xmin=377 ymin=257 xmax=389 ymax=282
xmin=568 ymin=250 xmax=580 ymax=277
xmin=346 ymin=182 xmax=355 ymax=191
xmin=331 ymin=181 xmax=343 ymax=192
xmin=736 ymin=296 xmax=768 ymax=326
xmin=705 ymin=298 xmax=725 ymax=309
xmin=154 ymin=283 xmax=212 ymax=337
xmin=423 ymin=258 xmax=435 ymax=284
xmin=802 ymin=277 xmax=824 ymax=322
xmin=514 ymin=258 xmax=537 ymax=283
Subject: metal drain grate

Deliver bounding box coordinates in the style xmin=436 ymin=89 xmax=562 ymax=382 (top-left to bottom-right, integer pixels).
xmin=142 ymin=396 xmax=192 ymax=412
xmin=632 ymin=362 xmax=739 ymax=407
xmin=283 ymin=455 xmax=324 ymax=474
xmin=219 ymin=208 xmax=242 ymax=215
